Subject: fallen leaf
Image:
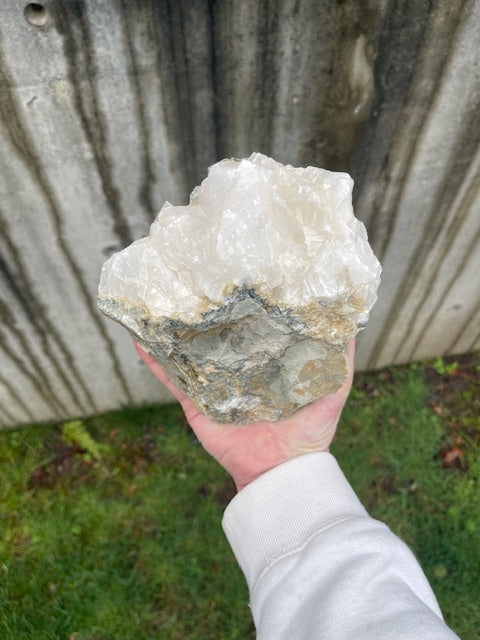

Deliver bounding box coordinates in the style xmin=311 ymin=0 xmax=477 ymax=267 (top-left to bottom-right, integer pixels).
xmin=441 ymin=446 xmax=466 ymax=469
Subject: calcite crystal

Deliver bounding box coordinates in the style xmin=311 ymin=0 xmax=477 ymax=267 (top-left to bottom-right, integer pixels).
xmin=98 ymin=153 xmax=381 ymax=424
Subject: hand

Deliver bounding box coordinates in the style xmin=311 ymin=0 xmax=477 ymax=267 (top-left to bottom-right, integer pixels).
xmin=135 ymin=340 xmax=355 ymax=491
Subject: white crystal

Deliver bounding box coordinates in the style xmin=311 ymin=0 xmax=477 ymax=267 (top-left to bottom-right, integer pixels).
xmin=99 ymin=152 xmax=381 ymax=324
xmin=98 ymin=153 xmax=381 ymax=424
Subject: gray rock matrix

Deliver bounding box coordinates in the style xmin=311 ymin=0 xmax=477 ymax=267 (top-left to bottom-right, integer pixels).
xmin=98 ymin=287 xmax=351 ymax=424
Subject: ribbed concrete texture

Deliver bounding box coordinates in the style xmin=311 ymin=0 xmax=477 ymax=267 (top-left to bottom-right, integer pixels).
xmin=0 ymin=0 xmax=479 ymax=427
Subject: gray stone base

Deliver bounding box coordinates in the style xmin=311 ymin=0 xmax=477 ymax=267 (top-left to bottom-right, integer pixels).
xmin=98 ymin=286 xmax=351 ymax=424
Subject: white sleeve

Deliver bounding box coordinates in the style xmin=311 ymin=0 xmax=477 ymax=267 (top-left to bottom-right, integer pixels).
xmin=222 ymin=452 xmax=460 ymax=640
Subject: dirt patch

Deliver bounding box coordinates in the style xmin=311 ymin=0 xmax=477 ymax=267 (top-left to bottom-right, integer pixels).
xmin=28 ymin=437 xmax=94 ymax=489
xmin=214 ymin=477 xmax=237 ymax=508
xmin=424 ymin=352 xmax=480 ymax=469
xmin=28 ymin=427 xmax=161 ymax=489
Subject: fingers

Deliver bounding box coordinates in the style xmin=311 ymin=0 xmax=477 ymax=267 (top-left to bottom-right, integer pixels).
xmin=318 ymin=338 xmax=355 ymax=403
xmin=134 ymin=341 xmax=189 ymax=405
xmin=134 ymin=344 xmax=228 ymax=444
xmin=134 ymin=342 xmax=168 ymax=382
xmin=134 ymin=341 xmax=155 ymax=365
xmin=133 ymin=340 xmax=153 ymax=365
xmin=341 ymin=338 xmax=356 ymax=396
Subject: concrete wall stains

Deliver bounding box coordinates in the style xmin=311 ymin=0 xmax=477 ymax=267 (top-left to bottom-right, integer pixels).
xmin=0 ymin=0 xmax=479 ymax=427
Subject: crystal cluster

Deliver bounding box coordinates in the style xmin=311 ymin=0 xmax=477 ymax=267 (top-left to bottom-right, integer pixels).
xmin=98 ymin=153 xmax=381 ymax=424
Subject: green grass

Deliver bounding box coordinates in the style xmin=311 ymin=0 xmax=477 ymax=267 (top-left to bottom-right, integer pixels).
xmin=0 ymin=406 xmax=253 ymax=640
xmin=1 ymin=362 xmax=479 ymax=639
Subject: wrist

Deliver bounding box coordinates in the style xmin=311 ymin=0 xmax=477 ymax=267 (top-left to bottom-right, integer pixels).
xmin=231 ymin=448 xmax=329 ymax=492
xmin=222 ymin=452 xmax=368 ymax=589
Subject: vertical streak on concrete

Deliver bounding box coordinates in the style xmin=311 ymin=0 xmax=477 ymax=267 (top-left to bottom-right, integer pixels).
xmin=0 ymin=329 xmax=64 ymax=417
xmin=0 ymin=34 xmax=133 ymax=406
xmin=117 ymin=0 xmax=157 ymax=220
xmin=402 ymin=174 xmax=480 ymax=360
xmin=0 ymin=374 xmax=36 ymax=424
xmin=363 ymin=0 xmax=477 ymax=367
xmin=52 ymin=0 xmax=133 ymax=247
xmin=0 ymin=207 xmax=97 ymax=413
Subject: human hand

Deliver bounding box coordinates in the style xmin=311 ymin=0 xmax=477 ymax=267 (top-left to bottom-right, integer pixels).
xmin=135 ymin=340 xmax=355 ymax=491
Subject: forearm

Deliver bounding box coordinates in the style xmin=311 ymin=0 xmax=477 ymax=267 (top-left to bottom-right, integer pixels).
xmin=222 ymin=453 xmax=459 ymax=640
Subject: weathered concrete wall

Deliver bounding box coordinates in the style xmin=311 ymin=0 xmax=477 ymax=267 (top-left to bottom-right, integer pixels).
xmin=0 ymin=0 xmax=479 ymax=427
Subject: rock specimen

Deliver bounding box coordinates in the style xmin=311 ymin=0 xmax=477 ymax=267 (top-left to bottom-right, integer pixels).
xmin=98 ymin=153 xmax=381 ymax=424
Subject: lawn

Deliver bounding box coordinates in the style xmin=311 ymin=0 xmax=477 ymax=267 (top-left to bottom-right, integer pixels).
xmin=1 ymin=354 xmax=479 ymax=639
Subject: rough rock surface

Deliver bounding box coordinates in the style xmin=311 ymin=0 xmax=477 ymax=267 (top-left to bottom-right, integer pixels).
xmin=98 ymin=153 xmax=381 ymax=424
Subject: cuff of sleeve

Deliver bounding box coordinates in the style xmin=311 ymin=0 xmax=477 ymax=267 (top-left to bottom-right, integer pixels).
xmin=222 ymin=452 xmax=367 ymax=591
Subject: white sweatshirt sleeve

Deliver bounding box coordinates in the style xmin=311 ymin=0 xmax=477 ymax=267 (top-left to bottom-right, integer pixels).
xmin=222 ymin=452 xmax=460 ymax=640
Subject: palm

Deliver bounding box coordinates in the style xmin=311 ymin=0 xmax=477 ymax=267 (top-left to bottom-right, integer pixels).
xmin=135 ymin=340 xmax=354 ymax=491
